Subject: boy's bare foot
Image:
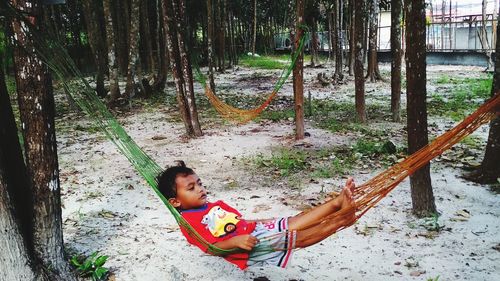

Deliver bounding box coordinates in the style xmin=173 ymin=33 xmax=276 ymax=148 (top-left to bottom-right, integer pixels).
xmin=340 ymin=177 xmax=356 ymax=212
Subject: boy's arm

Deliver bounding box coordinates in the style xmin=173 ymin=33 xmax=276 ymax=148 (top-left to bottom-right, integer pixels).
xmin=213 ymin=234 xmax=259 ymax=252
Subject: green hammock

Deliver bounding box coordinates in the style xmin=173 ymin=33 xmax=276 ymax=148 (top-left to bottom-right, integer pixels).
xmin=4 ymin=4 xmax=304 ymax=257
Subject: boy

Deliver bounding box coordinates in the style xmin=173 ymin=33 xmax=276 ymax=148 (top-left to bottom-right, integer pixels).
xmin=157 ymin=162 xmax=356 ymax=270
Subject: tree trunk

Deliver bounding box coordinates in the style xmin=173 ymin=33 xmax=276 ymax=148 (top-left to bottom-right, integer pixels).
xmin=348 ymin=0 xmax=355 ymax=75
xmin=153 ymin=0 xmax=168 ymax=92
xmin=115 ymin=0 xmax=130 ymax=74
xmin=11 ymin=2 xmax=76 ymax=278
xmin=294 ymin=0 xmax=305 ymax=140
xmin=310 ymin=19 xmax=319 ymax=67
xmin=334 ymin=0 xmax=344 ymax=81
xmin=163 ymin=0 xmax=202 ymax=137
xmin=391 ymin=0 xmax=402 ymax=122
xmin=467 ymin=19 xmax=500 ymax=183
xmin=366 ymin=0 xmax=382 ymax=82
xmin=354 ymin=0 xmax=366 ymax=122
xmin=405 ymin=0 xmax=436 ymax=217
xmin=103 ymin=0 xmax=121 ymax=105
xmin=125 ymin=0 xmax=146 ymax=98
xmin=0 ymin=56 xmax=42 ymax=281
xmin=81 ymin=0 xmax=107 ymax=98
xmin=252 ymin=0 xmax=257 ymax=55
xmin=140 ymin=0 xmax=155 ymax=74
xmin=217 ymin=0 xmax=226 ymax=72
xmin=327 ymin=9 xmax=333 ymax=63
xmin=174 ymin=0 xmax=203 ymax=136
xmin=207 ymin=0 xmax=217 ymax=91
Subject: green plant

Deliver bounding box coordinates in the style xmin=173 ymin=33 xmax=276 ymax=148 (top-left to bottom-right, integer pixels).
xmin=421 ymin=212 xmax=442 ymax=232
xmin=254 ymin=148 xmax=308 ymax=176
xmin=70 ymin=251 xmax=109 ymax=281
xmin=427 ymin=276 xmax=440 ymax=281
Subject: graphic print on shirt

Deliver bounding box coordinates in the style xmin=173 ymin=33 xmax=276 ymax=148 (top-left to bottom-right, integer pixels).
xmin=201 ymin=206 xmax=240 ymax=237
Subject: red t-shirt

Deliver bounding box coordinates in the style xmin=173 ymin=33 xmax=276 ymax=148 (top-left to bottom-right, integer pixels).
xmin=179 ymin=200 xmax=256 ymax=269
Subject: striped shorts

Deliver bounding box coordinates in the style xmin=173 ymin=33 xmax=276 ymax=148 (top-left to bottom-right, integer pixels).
xmin=247 ymin=217 xmax=296 ymax=268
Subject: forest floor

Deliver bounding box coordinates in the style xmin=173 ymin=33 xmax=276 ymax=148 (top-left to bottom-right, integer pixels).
xmin=49 ymin=63 xmax=500 ymax=281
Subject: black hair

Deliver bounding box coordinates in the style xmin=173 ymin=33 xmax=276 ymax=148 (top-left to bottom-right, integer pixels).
xmin=157 ymin=161 xmax=194 ymax=199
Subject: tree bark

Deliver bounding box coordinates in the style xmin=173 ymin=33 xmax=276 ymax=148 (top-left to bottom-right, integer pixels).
xmin=173 ymin=0 xmax=203 ymax=136
xmin=115 ymin=0 xmax=130 ymax=74
xmin=140 ymin=0 xmax=155 ymax=74
xmin=11 ymin=1 xmax=76 ymax=278
xmin=125 ymin=0 xmax=145 ymax=98
xmin=366 ymin=0 xmax=382 ymax=82
xmin=163 ymin=0 xmax=202 ymax=137
xmin=252 ymin=0 xmax=257 ymax=55
xmin=391 ymin=0 xmax=402 ymax=122
xmin=0 ymin=56 xmax=41 ymax=281
xmin=294 ymin=0 xmax=305 ymax=140
xmin=103 ymin=0 xmax=121 ymax=105
xmin=468 ymin=19 xmax=500 ymax=183
xmin=333 ymin=0 xmax=344 ymax=81
xmin=153 ymin=0 xmax=167 ymax=92
xmin=207 ymin=0 xmax=217 ymax=91
xmin=348 ymin=0 xmax=355 ymax=76
xmin=81 ymin=0 xmax=107 ymax=98
xmin=405 ymin=0 xmax=436 ymax=217
xmin=217 ymin=0 xmax=226 ymax=72
xmin=354 ymin=0 xmax=366 ymax=122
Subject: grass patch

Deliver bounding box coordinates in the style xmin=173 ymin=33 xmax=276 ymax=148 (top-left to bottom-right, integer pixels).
xmin=239 ymin=55 xmax=286 ymax=69
xmin=352 ymin=139 xmax=397 ymax=156
xmin=429 ymin=75 xmax=492 ymax=120
xmin=253 ymin=148 xmax=308 ymax=177
xmin=249 ymin=146 xmax=359 ymax=180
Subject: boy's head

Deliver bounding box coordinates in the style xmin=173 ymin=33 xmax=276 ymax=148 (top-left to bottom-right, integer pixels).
xmin=157 ymin=161 xmax=207 ymax=210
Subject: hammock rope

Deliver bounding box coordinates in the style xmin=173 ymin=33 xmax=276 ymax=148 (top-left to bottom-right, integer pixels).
xmin=198 ymin=30 xmax=307 ymax=124
xmin=5 ymin=4 xmax=500 ymax=258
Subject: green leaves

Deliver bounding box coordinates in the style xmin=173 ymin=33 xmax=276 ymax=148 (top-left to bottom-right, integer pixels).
xmin=70 ymin=251 xmax=109 ymax=281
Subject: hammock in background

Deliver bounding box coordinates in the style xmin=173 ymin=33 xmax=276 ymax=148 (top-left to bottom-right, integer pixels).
xmin=5 ymin=3 xmax=500 ymax=259
xmin=198 ymin=33 xmax=306 ymax=124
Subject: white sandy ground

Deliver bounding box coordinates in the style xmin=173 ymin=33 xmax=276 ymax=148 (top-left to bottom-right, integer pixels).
xmin=56 ymin=65 xmax=499 ymax=281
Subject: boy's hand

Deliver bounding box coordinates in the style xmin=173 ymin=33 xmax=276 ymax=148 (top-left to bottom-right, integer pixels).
xmin=232 ymin=235 xmax=259 ymax=251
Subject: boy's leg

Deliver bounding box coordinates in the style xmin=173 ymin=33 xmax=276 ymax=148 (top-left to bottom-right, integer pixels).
xmin=288 ymin=178 xmax=355 ymax=231
xmin=293 ymin=194 xmax=356 ymax=248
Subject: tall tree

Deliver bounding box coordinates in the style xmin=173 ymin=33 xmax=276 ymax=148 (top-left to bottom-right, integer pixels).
xmin=405 ymin=0 xmax=436 ymax=216
xmin=348 ymin=0 xmax=355 ymax=75
xmin=468 ymin=18 xmax=500 ymax=183
xmin=9 ymin=1 xmax=76 ymax=279
xmin=391 ymin=0 xmax=402 ymax=122
xmin=252 ymin=0 xmax=257 ymax=55
xmin=333 ymin=0 xmax=344 ymax=81
xmin=125 ymin=0 xmax=146 ymax=98
xmin=366 ymin=0 xmax=382 ymax=81
xmin=163 ymin=0 xmax=202 ymax=137
xmin=207 ymin=0 xmax=217 ymax=91
xmin=1 ymin=56 xmax=40 ymax=281
xmin=354 ymin=0 xmax=366 ymax=122
xmin=103 ymin=0 xmax=120 ymax=104
xmin=293 ymin=0 xmax=305 ymax=140
xmin=81 ymin=0 xmax=107 ymax=98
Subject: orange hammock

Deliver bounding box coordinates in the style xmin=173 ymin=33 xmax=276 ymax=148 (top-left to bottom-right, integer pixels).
xmin=182 ymin=94 xmax=500 ymax=255
xmin=204 ymin=84 xmax=278 ymax=124
xmin=296 ymin=93 xmax=500 ymax=234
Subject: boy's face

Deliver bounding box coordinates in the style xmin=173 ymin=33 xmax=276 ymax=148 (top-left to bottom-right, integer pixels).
xmin=168 ymin=173 xmax=207 ymax=210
